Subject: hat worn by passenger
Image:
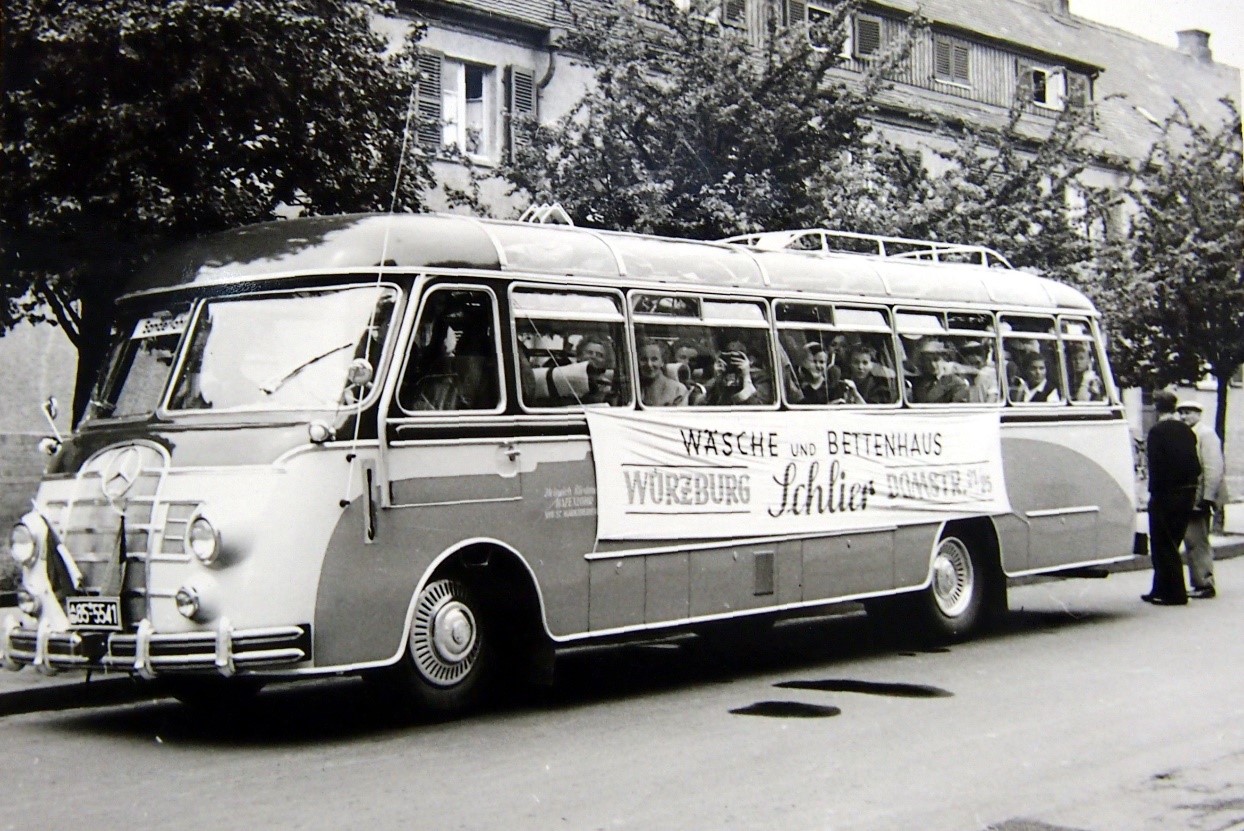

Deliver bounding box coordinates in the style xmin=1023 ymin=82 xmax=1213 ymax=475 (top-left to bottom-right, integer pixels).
xmin=917 ymin=339 xmax=949 ymax=355
xmin=1176 ymin=400 xmax=1203 ymax=412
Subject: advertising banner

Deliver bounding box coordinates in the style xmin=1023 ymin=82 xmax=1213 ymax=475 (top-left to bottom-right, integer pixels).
xmin=586 ymin=409 xmax=1011 ymax=540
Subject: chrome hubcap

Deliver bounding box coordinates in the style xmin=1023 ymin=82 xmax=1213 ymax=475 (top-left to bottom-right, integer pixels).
xmin=409 ymin=580 xmax=479 ymax=686
xmin=932 ymin=538 xmax=974 ymax=618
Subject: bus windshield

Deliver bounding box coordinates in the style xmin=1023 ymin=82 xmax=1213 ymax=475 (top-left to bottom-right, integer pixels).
xmin=167 ymin=285 xmax=397 ymax=412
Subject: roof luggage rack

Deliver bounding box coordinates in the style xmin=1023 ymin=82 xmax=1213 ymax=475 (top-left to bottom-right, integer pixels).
xmin=719 ymin=228 xmax=1012 ymax=269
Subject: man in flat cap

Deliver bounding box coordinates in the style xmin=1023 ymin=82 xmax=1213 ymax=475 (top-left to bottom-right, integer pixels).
xmin=1178 ymin=399 xmax=1226 ymax=599
xmin=1143 ymin=389 xmax=1200 ymax=605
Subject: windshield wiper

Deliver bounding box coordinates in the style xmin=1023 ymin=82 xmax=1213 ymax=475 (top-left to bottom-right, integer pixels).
xmin=260 ymin=342 xmax=354 ymax=395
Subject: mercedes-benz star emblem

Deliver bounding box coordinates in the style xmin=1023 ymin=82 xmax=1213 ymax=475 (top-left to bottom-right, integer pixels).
xmin=101 ymin=446 xmax=144 ymax=501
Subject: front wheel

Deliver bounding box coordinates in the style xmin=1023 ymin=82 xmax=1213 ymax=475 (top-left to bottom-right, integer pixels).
xmin=369 ymin=578 xmax=496 ymax=717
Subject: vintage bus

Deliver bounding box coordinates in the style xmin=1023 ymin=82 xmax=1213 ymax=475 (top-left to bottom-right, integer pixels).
xmin=2 ymin=213 xmax=1136 ymax=713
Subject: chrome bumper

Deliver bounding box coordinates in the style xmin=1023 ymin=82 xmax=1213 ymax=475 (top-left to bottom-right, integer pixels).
xmin=2 ymin=616 xmax=311 ymax=679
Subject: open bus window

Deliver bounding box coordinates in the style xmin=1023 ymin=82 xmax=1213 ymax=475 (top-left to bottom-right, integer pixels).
xmin=1061 ymin=319 xmax=1107 ymax=403
xmin=633 ymin=295 xmax=775 ymax=408
xmin=1001 ymin=316 xmax=1063 ymax=404
xmin=168 ymin=285 xmax=397 ymax=411
xmin=398 ymin=288 xmax=502 ymax=413
xmin=86 ymin=305 xmax=192 ymax=421
xmin=513 ymin=288 xmax=630 ymax=409
xmin=776 ymin=302 xmax=898 ymax=405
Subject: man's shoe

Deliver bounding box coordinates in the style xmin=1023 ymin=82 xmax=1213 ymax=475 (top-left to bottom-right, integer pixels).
xmin=1190 ymin=587 xmax=1217 ymax=599
xmin=1150 ymin=596 xmax=1188 ymax=606
xmin=1141 ymin=594 xmax=1159 ymax=603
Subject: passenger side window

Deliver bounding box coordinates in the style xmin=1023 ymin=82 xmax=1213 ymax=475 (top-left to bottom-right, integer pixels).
xmin=632 ymin=294 xmax=776 ymax=408
xmin=1001 ymin=316 xmax=1064 ymax=405
xmin=1061 ymin=319 xmax=1107 ymax=403
xmin=398 ymin=287 xmax=502 ymax=413
xmin=513 ymin=288 xmax=630 ymax=409
xmin=776 ymin=303 xmax=898 ymax=405
xmin=897 ymin=310 xmax=998 ymax=405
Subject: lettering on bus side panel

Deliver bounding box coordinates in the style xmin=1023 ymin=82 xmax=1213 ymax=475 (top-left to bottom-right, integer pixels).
xmin=587 ymin=410 xmax=1011 ymax=541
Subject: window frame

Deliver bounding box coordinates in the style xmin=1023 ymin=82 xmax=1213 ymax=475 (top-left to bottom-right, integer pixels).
xmin=510 ymin=283 xmax=631 ymax=413
xmin=776 ymin=301 xmax=899 ymax=408
xmin=394 ymin=282 xmax=506 ymax=417
xmin=631 ymin=290 xmax=778 ymax=410
xmin=1000 ymin=314 xmax=1065 ymax=406
xmin=933 ymin=33 xmax=972 ymax=86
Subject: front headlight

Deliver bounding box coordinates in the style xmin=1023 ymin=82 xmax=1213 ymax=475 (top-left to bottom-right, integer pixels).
xmin=185 ymin=516 xmax=220 ymax=565
xmin=9 ymin=523 xmax=37 ymax=567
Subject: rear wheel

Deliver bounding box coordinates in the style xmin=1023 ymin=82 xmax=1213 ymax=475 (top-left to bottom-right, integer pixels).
xmin=867 ymin=532 xmax=996 ymax=645
xmin=371 ymin=578 xmax=497 ymax=717
xmin=918 ymin=534 xmax=987 ymax=642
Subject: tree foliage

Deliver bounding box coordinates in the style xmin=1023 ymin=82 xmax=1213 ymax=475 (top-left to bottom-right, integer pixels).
xmin=909 ymin=103 xmax=1102 ymax=286
xmin=1106 ymin=100 xmax=1244 ymax=438
xmin=493 ymin=0 xmax=927 ymax=238
xmin=1 ymin=0 xmax=430 ymax=416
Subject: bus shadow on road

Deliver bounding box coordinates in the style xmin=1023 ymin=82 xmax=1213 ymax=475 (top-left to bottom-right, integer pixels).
xmin=40 ymin=602 xmax=1123 ymax=743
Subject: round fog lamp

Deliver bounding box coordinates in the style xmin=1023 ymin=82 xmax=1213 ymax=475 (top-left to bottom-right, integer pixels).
xmin=9 ymin=524 xmax=37 ymax=567
xmin=185 ymin=516 xmax=219 ymax=564
xmin=175 ymin=586 xmax=201 ymax=620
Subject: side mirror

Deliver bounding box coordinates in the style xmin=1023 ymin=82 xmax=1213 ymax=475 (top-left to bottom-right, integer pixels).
xmin=345 ymin=358 xmax=374 ymax=388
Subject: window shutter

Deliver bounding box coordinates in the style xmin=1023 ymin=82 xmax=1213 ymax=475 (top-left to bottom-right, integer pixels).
xmin=785 ymin=0 xmax=806 ymax=26
xmin=506 ymin=65 xmax=537 ymax=163
xmin=1015 ymin=60 xmax=1035 ymax=104
xmin=952 ymin=43 xmax=970 ymax=83
xmin=416 ymin=50 xmax=444 ymax=153
xmin=855 ymin=16 xmax=881 ymax=57
xmin=1066 ymin=73 xmax=1089 ymax=110
xmin=934 ymin=37 xmax=952 ymax=79
xmin=723 ymin=0 xmax=746 ymax=26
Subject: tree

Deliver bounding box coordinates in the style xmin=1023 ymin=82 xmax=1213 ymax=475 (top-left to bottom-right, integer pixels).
xmin=1 ymin=0 xmax=432 ymax=421
xmin=1108 ymin=100 xmax=1244 ymax=443
xmin=487 ymin=0 xmax=926 ymax=239
xmin=905 ymin=101 xmax=1103 ymax=288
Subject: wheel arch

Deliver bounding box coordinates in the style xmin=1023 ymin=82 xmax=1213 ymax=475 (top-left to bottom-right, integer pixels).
xmin=395 ymin=537 xmax=550 ymax=662
xmin=934 ymin=516 xmax=1008 ymax=624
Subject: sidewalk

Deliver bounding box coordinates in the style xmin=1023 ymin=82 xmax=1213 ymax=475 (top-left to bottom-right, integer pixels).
xmin=4 ymin=507 xmax=1244 ymax=716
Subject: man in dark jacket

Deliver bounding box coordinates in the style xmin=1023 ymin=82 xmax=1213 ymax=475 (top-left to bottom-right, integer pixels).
xmin=1143 ymin=389 xmax=1201 ymax=605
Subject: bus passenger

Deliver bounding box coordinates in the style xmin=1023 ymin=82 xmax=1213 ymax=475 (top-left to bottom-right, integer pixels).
xmin=961 ymin=340 xmax=1000 ymax=403
xmin=575 ymin=335 xmax=617 ymax=404
xmin=701 ymin=342 xmax=771 ymax=406
xmin=1019 ymin=352 xmax=1061 ymax=403
xmin=638 ymin=339 xmax=688 ymax=406
xmin=797 ymin=343 xmax=831 ymax=404
xmin=1068 ymin=344 xmax=1104 ymax=402
xmin=911 ymin=339 xmax=969 ymax=403
xmin=834 ymin=343 xmax=894 ymax=404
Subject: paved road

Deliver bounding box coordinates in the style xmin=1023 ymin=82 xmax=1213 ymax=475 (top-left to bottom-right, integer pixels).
xmin=4 ymin=558 xmax=1244 ymax=831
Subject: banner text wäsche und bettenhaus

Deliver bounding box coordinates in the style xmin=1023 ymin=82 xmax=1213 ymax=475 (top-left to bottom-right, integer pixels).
xmin=586 ymin=409 xmax=1011 ymax=540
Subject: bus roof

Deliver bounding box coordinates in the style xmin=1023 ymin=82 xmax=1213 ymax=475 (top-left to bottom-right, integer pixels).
xmin=126 ymin=213 xmax=1095 ymax=313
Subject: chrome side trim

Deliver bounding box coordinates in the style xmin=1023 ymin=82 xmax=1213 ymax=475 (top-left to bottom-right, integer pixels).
xmin=1025 ymin=505 xmax=1100 ymax=519
xmin=583 ymin=525 xmax=903 ymax=560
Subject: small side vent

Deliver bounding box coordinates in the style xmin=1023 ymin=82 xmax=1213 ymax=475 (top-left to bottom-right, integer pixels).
xmin=754 ymin=550 xmax=775 ymax=596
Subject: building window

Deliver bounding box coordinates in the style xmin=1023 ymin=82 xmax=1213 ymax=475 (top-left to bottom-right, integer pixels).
xmin=722 ymin=0 xmax=746 ymax=27
xmin=1028 ymin=66 xmax=1065 ymax=110
xmin=933 ymin=34 xmax=970 ymax=85
xmin=807 ymin=3 xmax=838 ymax=51
xmin=853 ymin=14 xmax=882 ymax=58
xmin=443 ymin=61 xmax=493 ymax=158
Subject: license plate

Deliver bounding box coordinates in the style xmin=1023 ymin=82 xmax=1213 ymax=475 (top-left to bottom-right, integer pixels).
xmin=66 ymin=597 xmax=123 ymax=631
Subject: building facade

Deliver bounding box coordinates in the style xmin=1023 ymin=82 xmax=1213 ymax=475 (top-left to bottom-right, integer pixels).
xmin=398 ymin=0 xmax=1240 ymax=213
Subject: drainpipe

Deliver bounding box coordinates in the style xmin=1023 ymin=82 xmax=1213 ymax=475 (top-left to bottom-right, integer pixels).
xmin=539 ymin=26 xmax=566 ymax=90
